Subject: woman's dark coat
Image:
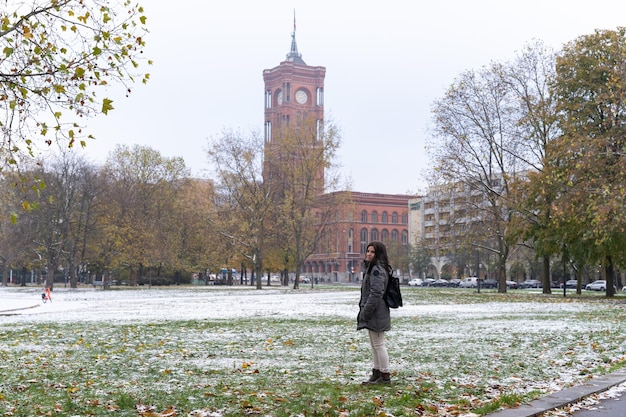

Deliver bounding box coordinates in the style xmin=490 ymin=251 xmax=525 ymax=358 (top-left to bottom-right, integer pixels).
xmin=357 ymin=261 xmax=391 ymax=332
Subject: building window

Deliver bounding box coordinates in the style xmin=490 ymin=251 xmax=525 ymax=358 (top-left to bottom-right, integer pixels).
xmin=361 ymin=210 xmax=367 ymax=223
xmin=392 ymin=212 xmax=398 ymax=224
xmin=402 ymin=230 xmax=408 ymax=245
xmin=284 ymin=82 xmax=291 ymax=102
xmin=348 ymin=228 xmax=354 ymax=253
xmin=391 ymin=229 xmax=399 ymax=242
xmin=381 ymin=229 xmax=389 ymax=243
xmin=316 ymin=87 xmax=324 ymax=106
xmin=360 ymin=228 xmax=368 ymax=254
xmin=371 ymin=211 xmax=378 ymax=223
xmin=371 ymin=229 xmax=379 ymax=242
xmin=382 ymin=212 xmax=388 ymax=223
xmin=264 ymin=121 xmax=272 ymax=143
xmin=316 ymin=119 xmax=323 ymax=141
xmin=402 ymin=213 xmax=408 ymax=224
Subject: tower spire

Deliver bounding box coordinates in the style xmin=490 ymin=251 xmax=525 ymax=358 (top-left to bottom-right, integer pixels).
xmin=286 ymin=9 xmax=305 ymax=64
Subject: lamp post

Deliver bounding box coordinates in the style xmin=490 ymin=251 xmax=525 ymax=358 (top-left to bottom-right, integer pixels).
xmin=475 ymin=250 xmax=481 ymax=293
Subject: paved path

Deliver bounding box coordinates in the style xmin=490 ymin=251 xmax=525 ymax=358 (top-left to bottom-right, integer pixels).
xmin=571 ymin=392 xmax=626 ymax=417
xmin=486 ymin=369 xmax=626 ymax=417
xmin=0 ymin=300 xmax=40 ymax=314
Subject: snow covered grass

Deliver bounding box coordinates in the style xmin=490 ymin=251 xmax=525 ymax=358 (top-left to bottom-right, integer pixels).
xmin=1 ymin=285 xmax=625 ymax=416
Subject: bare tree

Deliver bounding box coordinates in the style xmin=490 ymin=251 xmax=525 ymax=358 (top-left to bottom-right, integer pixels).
xmin=428 ymin=62 xmax=523 ymax=292
xmin=267 ymin=117 xmax=343 ymax=289
xmin=207 ymin=129 xmax=274 ymax=290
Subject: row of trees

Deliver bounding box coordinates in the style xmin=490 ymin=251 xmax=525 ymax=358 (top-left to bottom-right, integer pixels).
xmin=427 ymin=29 xmax=626 ymax=295
xmin=0 ymin=145 xmax=201 ymax=288
xmin=2 ymin=3 xmax=624 ymax=295
xmin=0 ymin=118 xmax=345 ymax=290
xmin=0 ymin=2 xmax=386 ymax=290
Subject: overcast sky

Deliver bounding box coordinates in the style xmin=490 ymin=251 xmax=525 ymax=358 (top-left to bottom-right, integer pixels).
xmin=79 ymin=0 xmax=626 ymax=195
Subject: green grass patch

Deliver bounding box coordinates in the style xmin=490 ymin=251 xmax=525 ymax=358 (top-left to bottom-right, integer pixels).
xmin=1 ymin=287 xmax=626 ymax=416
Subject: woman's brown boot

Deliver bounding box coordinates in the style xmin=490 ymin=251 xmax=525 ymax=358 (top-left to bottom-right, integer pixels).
xmin=361 ymin=368 xmax=381 ymax=384
xmin=377 ymin=372 xmax=391 ymax=384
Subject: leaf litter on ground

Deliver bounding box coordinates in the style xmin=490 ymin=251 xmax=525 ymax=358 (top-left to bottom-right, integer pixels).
xmin=1 ymin=285 xmax=625 ymax=416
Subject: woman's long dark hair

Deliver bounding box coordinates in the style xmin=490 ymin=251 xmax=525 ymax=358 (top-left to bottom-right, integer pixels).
xmin=366 ymin=241 xmax=392 ymax=275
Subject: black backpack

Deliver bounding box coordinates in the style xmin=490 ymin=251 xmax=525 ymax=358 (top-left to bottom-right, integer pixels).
xmin=384 ymin=270 xmax=403 ymax=309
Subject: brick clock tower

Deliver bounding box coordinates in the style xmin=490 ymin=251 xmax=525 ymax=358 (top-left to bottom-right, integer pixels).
xmin=261 ymin=21 xmax=412 ymax=283
xmin=263 ymin=24 xmax=326 ymax=194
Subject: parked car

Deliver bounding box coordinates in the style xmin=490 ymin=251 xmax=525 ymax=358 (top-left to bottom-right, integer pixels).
xmin=422 ymin=278 xmax=436 ymax=287
xmin=505 ymin=280 xmax=518 ymax=289
xmin=520 ymin=279 xmax=542 ymax=289
xmin=408 ymin=278 xmax=423 ymax=287
xmin=481 ymin=279 xmax=498 ymax=289
xmin=431 ymin=279 xmax=450 ymax=287
xmin=585 ymin=280 xmax=609 ymax=291
xmin=459 ymin=277 xmax=480 ymax=288
xmin=299 ymin=276 xmax=311 ymax=284
xmin=560 ymin=279 xmax=577 ymax=289
xmin=449 ymin=278 xmax=462 ymax=287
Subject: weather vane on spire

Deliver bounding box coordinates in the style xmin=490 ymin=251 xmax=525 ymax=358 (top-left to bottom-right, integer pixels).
xmin=286 ymin=9 xmax=305 ymax=64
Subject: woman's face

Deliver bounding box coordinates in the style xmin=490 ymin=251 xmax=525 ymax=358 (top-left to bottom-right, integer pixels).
xmin=365 ymin=245 xmax=376 ymax=262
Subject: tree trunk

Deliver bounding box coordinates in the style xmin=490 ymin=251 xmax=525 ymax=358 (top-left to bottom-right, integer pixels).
xmin=497 ymin=258 xmax=507 ymax=293
xmin=69 ymin=260 xmax=78 ymax=289
xmin=542 ymin=255 xmax=551 ymax=294
xmin=575 ymin=266 xmax=583 ymax=295
xmin=605 ymin=256 xmax=615 ymax=297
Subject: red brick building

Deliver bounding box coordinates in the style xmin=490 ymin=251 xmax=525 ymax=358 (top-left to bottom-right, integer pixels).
xmin=302 ymin=191 xmax=410 ymax=282
xmin=263 ymin=28 xmax=325 ymax=195
xmin=262 ymin=26 xmax=411 ymax=282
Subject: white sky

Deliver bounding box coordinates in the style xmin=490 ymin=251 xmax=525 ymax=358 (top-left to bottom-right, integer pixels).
xmin=77 ymin=0 xmax=626 ymax=195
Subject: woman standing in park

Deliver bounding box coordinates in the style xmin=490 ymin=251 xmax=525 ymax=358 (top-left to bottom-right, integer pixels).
xmin=357 ymin=241 xmax=392 ymax=384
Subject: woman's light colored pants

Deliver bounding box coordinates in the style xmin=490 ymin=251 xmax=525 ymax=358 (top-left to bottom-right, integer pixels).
xmin=368 ymin=330 xmax=389 ymax=372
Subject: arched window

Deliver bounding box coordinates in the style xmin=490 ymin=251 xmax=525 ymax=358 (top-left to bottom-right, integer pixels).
xmin=402 ymin=230 xmax=408 ymax=245
xmin=402 ymin=213 xmax=408 ymax=224
xmin=381 ymin=229 xmax=389 ymax=243
xmin=391 ymin=229 xmax=399 ymax=242
xmin=382 ymin=211 xmax=388 ymax=223
xmin=361 ymin=210 xmax=368 ymax=223
xmin=348 ymin=228 xmax=354 ymax=253
xmin=371 ymin=229 xmax=379 ymax=242
xmin=371 ymin=211 xmax=378 ymax=223
xmin=392 ymin=212 xmax=398 ymax=224
xmin=360 ymin=228 xmax=368 ymax=254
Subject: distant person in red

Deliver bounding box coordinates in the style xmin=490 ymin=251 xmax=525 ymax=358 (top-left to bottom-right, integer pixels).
xmin=41 ymin=286 xmax=52 ymax=303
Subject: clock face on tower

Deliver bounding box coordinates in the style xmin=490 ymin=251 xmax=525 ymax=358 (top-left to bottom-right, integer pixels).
xmin=277 ymin=90 xmax=283 ymax=105
xmin=295 ymin=90 xmax=308 ymax=104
